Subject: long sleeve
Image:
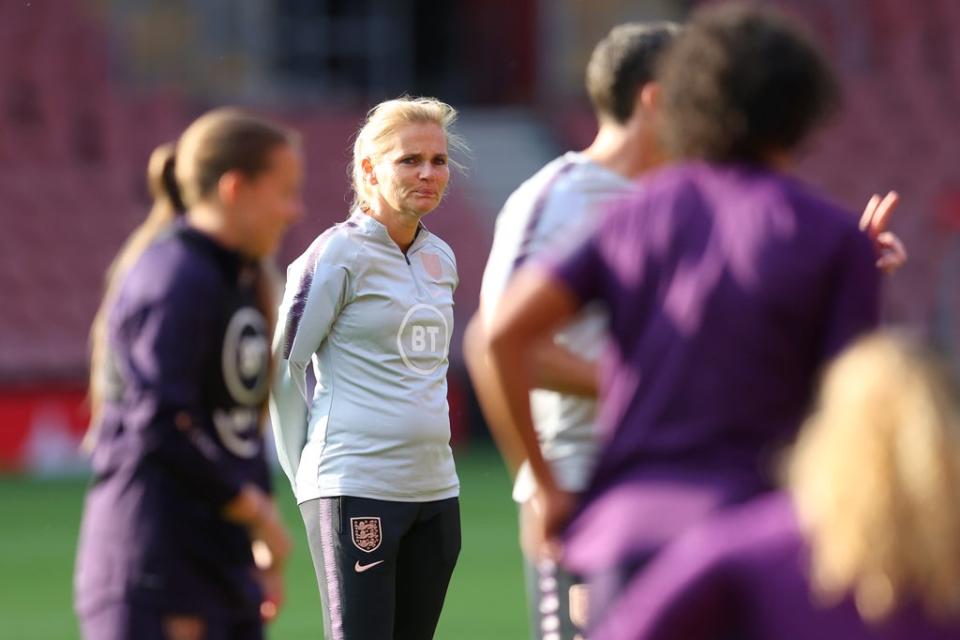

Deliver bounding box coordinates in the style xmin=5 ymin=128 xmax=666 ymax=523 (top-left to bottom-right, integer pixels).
xmin=270 ymin=252 xmax=351 ymax=488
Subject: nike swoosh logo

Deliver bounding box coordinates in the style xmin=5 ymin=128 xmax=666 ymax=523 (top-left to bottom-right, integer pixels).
xmin=355 ymin=560 xmax=385 ymax=573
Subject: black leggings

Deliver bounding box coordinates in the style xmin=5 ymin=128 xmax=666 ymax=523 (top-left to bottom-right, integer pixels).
xmin=300 ymin=496 xmax=461 ymax=640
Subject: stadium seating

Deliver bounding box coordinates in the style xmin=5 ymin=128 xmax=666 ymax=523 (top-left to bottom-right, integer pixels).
xmin=2 ymin=0 xmax=959 ymax=463
xmin=0 ymin=2 xmax=493 ymax=384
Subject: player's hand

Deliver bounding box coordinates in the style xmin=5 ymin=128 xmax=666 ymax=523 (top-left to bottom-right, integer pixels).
xmin=255 ymin=513 xmax=293 ymax=573
xmin=860 ymin=191 xmax=907 ymax=274
xmin=519 ymin=493 xmax=547 ymax=559
xmin=252 ymin=516 xmax=290 ymax=624
xmin=533 ymin=485 xmax=576 ymax=560
xmin=257 ymin=566 xmax=285 ymax=623
xmin=521 ymin=489 xmax=566 ymax=560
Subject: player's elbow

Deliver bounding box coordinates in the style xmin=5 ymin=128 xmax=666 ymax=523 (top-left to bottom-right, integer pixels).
xmin=487 ymin=315 xmax=526 ymax=364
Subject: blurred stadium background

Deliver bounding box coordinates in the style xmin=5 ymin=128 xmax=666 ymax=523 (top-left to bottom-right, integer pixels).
xmin=1 ymin=0 xmax=959 ymax=638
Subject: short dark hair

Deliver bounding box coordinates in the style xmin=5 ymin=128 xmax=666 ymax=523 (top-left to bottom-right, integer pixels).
xmin=586 ymin=22 xmax=681 ymax=125
xmin=658 ymin=2 xmax=840 ymax=164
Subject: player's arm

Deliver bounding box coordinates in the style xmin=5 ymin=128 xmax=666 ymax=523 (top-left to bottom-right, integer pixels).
xmin=488 ymin=266 xmax=582 ymax=539
xmin=464 ymin=311 xmax=526 ymax=478
xmin=270 ymin=257 xmax=350 ymax=488
xmin=464 ymin=308 xmax=598 ymax=481
xmin=225 ymin=487 xmax=292 ymax=622
xmin=489 ymin=201 xmax=618 ymax=541
xmin=530 ymin=338 xmax=598 ymax=397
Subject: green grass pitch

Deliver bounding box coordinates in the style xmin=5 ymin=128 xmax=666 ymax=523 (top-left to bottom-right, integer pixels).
xmin=0 ymin=447 xmax=528 ymax=639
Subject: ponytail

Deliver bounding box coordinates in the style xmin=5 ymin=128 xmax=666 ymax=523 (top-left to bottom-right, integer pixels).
xmin=156 ymin=145 xmax=186 ymax=215
xmin=85 ymin=143 xmax=183 ymax=446
xmin=86 ymin=109 xmax=297 ymax=447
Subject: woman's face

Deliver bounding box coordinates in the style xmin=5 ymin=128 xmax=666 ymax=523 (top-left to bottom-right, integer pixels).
xmin=367 ymin=122 xmax=450 ymax=220
xmin=235 ymin=144 xmax=305 ymax=258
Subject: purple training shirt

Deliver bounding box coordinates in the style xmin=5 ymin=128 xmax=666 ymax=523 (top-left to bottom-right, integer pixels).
xmin=595 ymin=493 xmax=960 ymax=640
xmin=75 ymin=223 xmax=272 ymax=623
xmin=545 ymin=162 xmax=880 ymax=573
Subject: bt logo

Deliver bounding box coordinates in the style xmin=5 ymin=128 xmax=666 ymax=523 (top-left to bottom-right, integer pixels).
xmin=411 ymin=325 xmax=442 ymax=352
xmin=396 ymin=303 xmax=450 ymax=375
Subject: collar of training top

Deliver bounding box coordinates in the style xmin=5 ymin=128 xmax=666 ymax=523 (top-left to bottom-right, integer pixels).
xmin=172 ymin=219 xmax=251 ymax=281
xmin=349 ymin=209 xmax=431 ymax=254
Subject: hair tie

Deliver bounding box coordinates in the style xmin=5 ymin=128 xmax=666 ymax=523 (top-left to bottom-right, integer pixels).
xmin=162 ymin=154 xmax=187 ymax=214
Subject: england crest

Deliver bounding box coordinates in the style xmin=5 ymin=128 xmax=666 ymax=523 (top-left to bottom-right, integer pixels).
xmin=420 ymin=252 xmax=442 ymax=280
xmin=350 ymin=517 xmax=382 ymax=553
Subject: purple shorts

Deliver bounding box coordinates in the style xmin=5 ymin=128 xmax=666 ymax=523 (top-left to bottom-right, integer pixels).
xmin=78 ymin=602 xmax=263 ymax=640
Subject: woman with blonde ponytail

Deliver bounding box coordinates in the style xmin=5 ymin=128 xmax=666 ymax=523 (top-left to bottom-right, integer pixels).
xmin=76 ymin=108 xmax=303 ymax=640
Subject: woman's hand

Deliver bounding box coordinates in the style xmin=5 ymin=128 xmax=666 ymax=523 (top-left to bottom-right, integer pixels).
xmin=226 ymin=486 xmax=293 ymax=622
xmin=861 ymin=191 xmax=907 ymax=274
xmin=255 ymin=560 xmax=286 ymax=623
xmin=521 ymin=485 xmax=578 ymax=560
xmin=250 ymin=507 xmax=292 ymax=623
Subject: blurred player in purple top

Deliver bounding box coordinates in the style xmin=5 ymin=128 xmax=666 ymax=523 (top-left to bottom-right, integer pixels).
xmin=465 ymin=23 xmax=679 ymax=640
xmin=596 ymin=331 xmax=960 ymax=640
xmin=488 ymin=3 xmax=889 ymax=627
xmin=75 ymin=109 xmax=300 ymax=640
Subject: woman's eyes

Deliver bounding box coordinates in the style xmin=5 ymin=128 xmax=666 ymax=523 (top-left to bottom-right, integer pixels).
xmin=400 ymin=156 xmax=447 ymax=166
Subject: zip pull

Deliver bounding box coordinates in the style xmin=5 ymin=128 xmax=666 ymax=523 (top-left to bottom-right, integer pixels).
xmin=404 ymin=253 xmax=411 ymax=265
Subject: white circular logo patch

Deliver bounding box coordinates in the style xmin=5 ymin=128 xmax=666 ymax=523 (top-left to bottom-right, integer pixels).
xmin=396 ymin=303 xmax=450 ymax=375
xmin=222 ymin=307 xmax=269 ymax=405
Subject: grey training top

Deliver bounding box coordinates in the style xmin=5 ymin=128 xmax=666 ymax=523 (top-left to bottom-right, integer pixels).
xmin=270 ymin=210 xmax=460 ymax=504
xmin=480 ymin=151 xmax=637 ymax=501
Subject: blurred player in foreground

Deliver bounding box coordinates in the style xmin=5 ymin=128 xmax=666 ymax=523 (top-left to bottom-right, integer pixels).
xmin=596 ymin=331 xmax=960 ymax=640
xmin=470 ymin=8 xmax=906 ymax=637
xmin=271 ymin=96 xmax=465 ymax=639
xmin=76 ymin=109 xmax=300 ymax=639
xmin=466 ymin=22 xmax=680 ymax=640
xmin=486 ymin=2 xmax=902 ymax=628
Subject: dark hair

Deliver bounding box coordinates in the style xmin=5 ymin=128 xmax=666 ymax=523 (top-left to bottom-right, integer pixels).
xmin=658 ymin=2 xmax=840 ymax=164
xmin=87 ymin=109 xmax=297 ymax=441
xmin=586 ymin=22 xmax=681 ymax=125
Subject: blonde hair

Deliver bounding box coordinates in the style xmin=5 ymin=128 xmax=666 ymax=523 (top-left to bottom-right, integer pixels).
xmin=788 ymin=331 xmax=960 ymax=622
xmin=349 ymin=96 xmax=466 ymax=211
xmin=87 ymin=109 xmax=297 ymax=443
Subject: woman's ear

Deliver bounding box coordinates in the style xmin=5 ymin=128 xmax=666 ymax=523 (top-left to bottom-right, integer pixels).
xmin=218 ymin=169 xmax=244 ymax=206
xmin=640 ymin=82 xmax=660 ymax=113
xmin=362 ymin=157 xmax=378 ymax=185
